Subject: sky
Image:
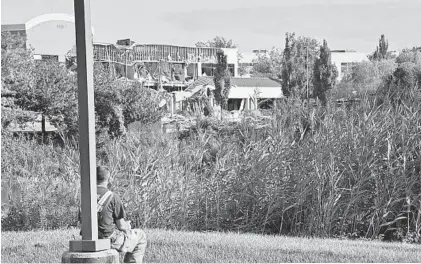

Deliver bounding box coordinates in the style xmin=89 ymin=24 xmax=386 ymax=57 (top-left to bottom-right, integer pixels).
xmin=1 ymin=0 xmax=421 ymax=53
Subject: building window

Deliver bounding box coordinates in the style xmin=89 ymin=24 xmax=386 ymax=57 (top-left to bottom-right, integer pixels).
xmin=227 ymin=99 xmax=243 ymax=111
xmin=40 ymin=55 xmax=59 ymax=61
xmin=340 ymin=62 xmax=354 ymax=79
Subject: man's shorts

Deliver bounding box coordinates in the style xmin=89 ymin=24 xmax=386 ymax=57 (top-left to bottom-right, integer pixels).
xmin=109 ymin=229 xmax=146 ymax=253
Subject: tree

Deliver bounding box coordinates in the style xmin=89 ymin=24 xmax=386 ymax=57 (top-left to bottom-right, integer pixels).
xmin=379 ymin=49 xmax=421 ymax=105
xmin=313 ymin=39 xmax=338 ymax=106
xmin=1 ymin=33 xmax=167 ymax=139
xmin=1 ymin=32 xmax=35 ymax=93
xmin=333 ymin=59 xmax=397 ymax=100
xmin=1 ymin=32 xmax=38 ymax=130
xmin=250 ymin=48 xmax=282 ymax=78
xmin=396 ymin=48 xmax=421 ymax=64
xmin=196 ymin=36 xmax=243 ymax=76
xmin=251 ymin=54 xmax=273 ymax=76
xmin=281 ymin=32 xmax=320 ymax=99
xmin=195 ymin=36 xmax=237 ymax=48
xmin=213 ymin=50 xmax=231 ymax=116
xmin=370 ymin=34 xmax=391 ymax=61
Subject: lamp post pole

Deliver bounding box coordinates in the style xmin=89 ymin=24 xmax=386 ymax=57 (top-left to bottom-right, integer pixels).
xmin=73 ymin=0 xmax=99 ymax=245
xmin=62 ymin=1 xmax=117 ymax=262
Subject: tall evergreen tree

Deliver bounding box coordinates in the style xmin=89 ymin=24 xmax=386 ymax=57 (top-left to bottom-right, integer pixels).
xmin=371 ymin=34 xmax=389 ymax=61
xmin=281 ymin=33 xmax=293 ymax=97
xmin=213 ymin=50 xmax=231 ymax=113
xmin=280 ymin=32 xmax=319 ymax=99
xmin=313 ymin=39 xmax=338 ymax=106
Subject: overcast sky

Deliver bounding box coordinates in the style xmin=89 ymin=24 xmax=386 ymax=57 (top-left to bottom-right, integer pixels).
xmin=1 ymin=0 xmax=420 ymax=53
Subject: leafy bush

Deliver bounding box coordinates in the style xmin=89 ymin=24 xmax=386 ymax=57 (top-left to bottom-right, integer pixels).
xmin=335 ymin=60 xmax=397 ymax=99
xmin=377 ymin=50 xmax=421 ymax=106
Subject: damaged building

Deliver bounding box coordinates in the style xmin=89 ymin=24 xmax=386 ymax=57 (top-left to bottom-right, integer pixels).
xmin=73 ymin=39 xmax=240 ymax=92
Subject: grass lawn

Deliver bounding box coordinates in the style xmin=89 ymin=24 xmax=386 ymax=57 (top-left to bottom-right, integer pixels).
xmin=1 ymin=228 xmax=420 ymax=263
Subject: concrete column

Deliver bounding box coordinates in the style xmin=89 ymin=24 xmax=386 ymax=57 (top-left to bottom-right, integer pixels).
xmin=169 ymin=95 xmax=174 ymax=115
xmin=183 ymin=64 xmax=188 ymax=80
xmin=197 ymin=62 xmax=202 ymax=77
xmin=245 ymin=98 xmax=250 ymax=110
xmin=172 ymin=93 xmax=177 ymax=113
xmin=234 ymin=64 xmax=238 ymax=77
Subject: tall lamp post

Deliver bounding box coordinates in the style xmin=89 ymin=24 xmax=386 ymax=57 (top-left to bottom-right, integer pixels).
xmin=62 ymin=0 xmax=118 ymax=262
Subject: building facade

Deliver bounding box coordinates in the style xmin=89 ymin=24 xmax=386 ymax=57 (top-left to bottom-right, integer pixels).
xmin=1 ymin=13 xmax=94 ymax=63
xmin=177 ymin=76 xmax=284 ymax=111
xmin=88 ymin=40 xmax=239 ymax=91
xmin=331 ymin=50 xmax=369 ymax=81
xmin=238 ymin=49 xmax=270 ymax=77
xmin=2 ymin=13 xmax=239 ymax=92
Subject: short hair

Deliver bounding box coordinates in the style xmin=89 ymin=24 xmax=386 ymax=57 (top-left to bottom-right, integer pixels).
xmin=97 ymin=166 xmax=110 ymax=183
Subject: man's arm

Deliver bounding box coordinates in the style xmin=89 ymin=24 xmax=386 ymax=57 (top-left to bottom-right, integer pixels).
xmin=115 ymin=218 xmax=131 ymax=231
xmin=112 ymin=194 xmax=131 ymax=231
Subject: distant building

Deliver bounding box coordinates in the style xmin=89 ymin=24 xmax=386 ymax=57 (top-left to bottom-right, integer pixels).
xmin=180 ymin=76 xmax=284 ymax=111
xmin=331 ymin=50 xmax=369 ymax=81
xmin=1 ymin=13 xmax=94 ymax=63
xmin=239 ymin=49 xmax=270 ymax=77
xmin=82 ymin=40 xmax=239 ymax=91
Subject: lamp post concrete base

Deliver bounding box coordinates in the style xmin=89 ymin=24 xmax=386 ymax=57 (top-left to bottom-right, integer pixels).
xmin=62 ymin=249 xmax=119 ymax=263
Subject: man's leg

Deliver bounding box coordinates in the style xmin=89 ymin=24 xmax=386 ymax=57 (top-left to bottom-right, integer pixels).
xmin=110 ymin=231 xmax=125 ymax=250
xmin=123 ymin=229 xmax=147 ymax=263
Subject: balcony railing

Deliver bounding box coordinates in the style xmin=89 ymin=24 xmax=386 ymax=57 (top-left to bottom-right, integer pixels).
xmin=93 ymin=43 xmax=224 ymax=65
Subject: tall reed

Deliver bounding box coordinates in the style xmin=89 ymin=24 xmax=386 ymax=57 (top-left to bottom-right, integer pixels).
xmin=2 ymin=95 xmax=420 ymax=241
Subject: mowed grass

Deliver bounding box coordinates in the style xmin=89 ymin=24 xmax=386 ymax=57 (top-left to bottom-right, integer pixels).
xmin=1 ymin=228 xmax=420 ymax=263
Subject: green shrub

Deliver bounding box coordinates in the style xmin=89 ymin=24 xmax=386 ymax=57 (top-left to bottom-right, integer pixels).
xmin=377 ymin=51 xmax=421 ymax=106
xmin=333 ymin=60 xmax=397 ymax=100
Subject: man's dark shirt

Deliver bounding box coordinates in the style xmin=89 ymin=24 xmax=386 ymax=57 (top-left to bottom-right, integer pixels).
xmin=97 ymin=186 xmax=126 ymax=238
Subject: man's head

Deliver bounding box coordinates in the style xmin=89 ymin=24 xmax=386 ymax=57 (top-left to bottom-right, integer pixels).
xmin=97 ymin=166 xmax=110 ymax=185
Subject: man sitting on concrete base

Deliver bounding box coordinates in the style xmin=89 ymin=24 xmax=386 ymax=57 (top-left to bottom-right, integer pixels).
xmin=81 ymin=166 xmax=147 ymax=263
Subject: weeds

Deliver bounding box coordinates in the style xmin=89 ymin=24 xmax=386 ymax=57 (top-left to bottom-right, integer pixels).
xmin=1 ymin=93 xmax=420 ymax=242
